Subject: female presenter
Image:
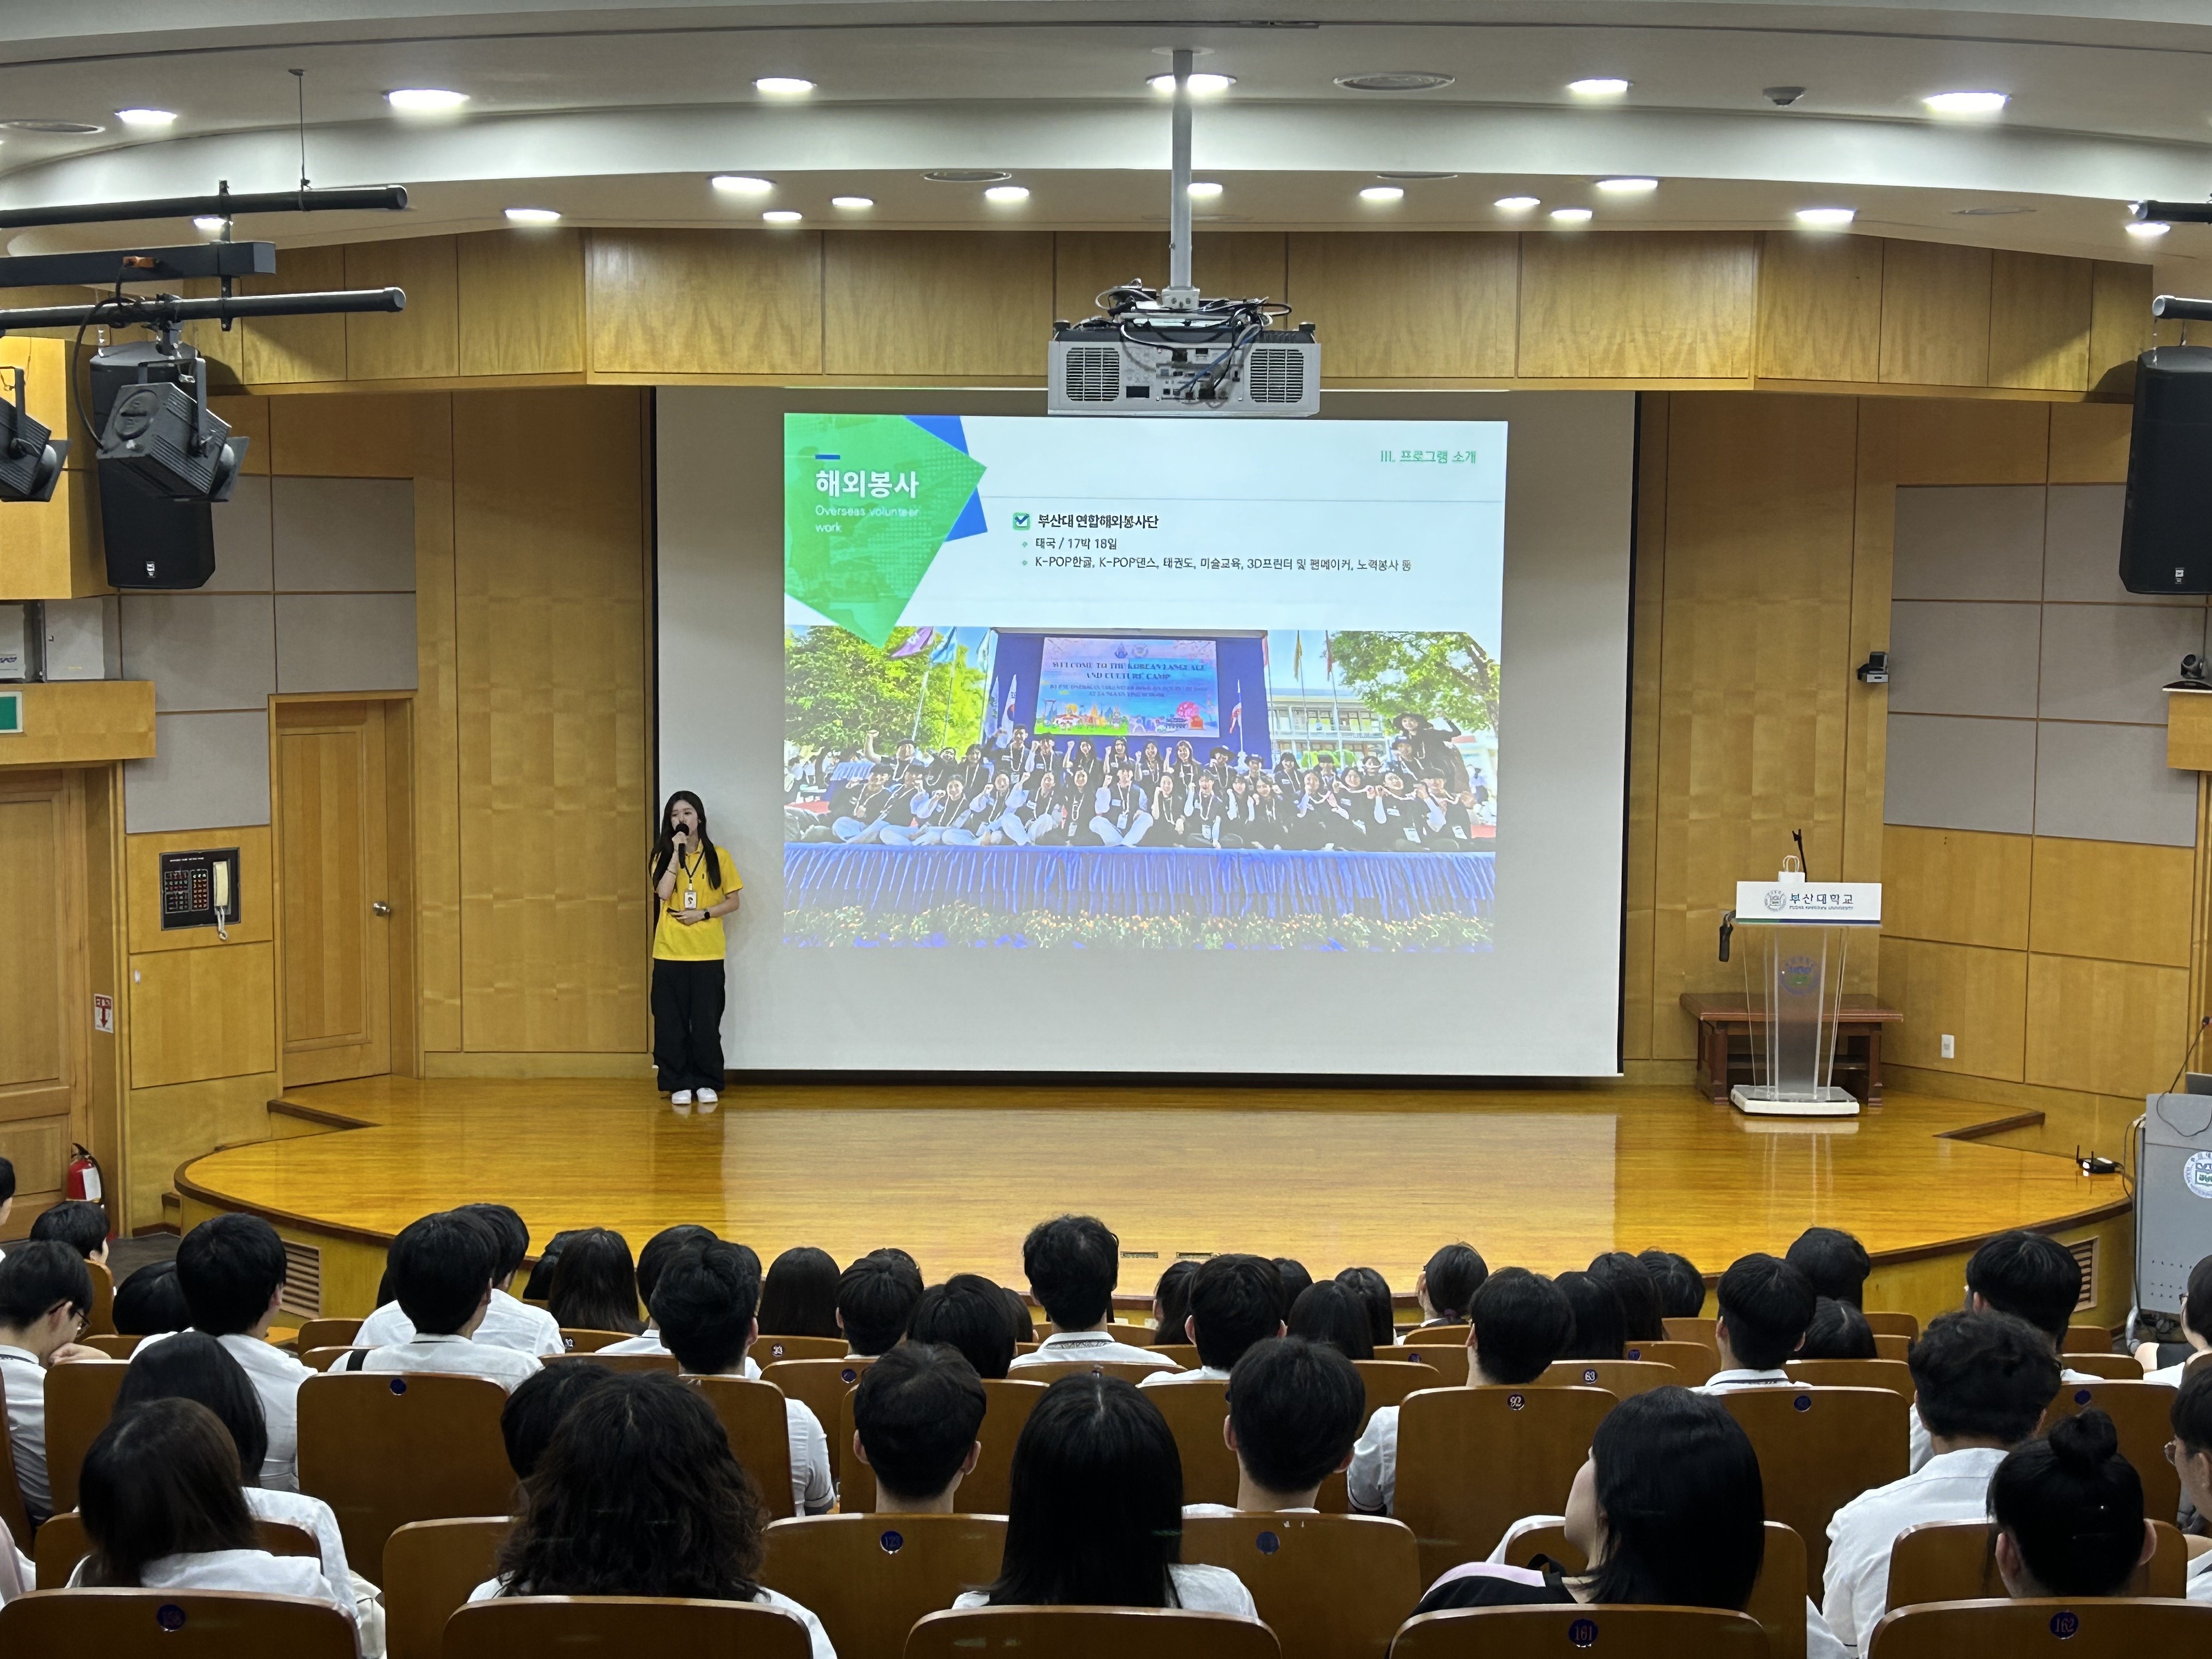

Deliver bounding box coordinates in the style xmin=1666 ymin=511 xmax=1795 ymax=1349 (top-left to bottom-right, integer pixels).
xmin=650 ymin=791 xmax=742 ymax=1106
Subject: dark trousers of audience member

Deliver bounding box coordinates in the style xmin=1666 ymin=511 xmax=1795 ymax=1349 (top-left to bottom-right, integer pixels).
xmin=651 ymin=959 xmax=726 ymax=1092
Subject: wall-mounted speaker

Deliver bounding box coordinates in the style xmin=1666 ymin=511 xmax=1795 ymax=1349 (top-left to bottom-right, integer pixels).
xmin=2120 ymin=344 xmax=2212 ymax=595
xmin=98 ymin=464 xmax=216 ymax=590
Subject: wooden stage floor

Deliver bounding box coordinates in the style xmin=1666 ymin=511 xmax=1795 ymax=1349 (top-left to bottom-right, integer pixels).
xmin=178 ymin=1077 xmax=2128 ymax=1293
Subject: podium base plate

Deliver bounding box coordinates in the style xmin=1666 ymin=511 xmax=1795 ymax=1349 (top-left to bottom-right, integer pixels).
xmin=1730 ymin=1085 xmax=1861 ymax=1119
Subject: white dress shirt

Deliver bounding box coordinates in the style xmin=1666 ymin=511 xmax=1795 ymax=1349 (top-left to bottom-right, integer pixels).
xmin=360 ymin=1332 xmax=541 ymax=1392
xmin=952 ymin=1562 xmax=1256 ymax=1616
xmin=1821 ymin=1444 xmax=2007 ymax=1654
xmin=244 ymin=1485 xmax=353 ymax=1586
xmin=1184 ymin=1503 xmax=1318 ymax=1517
xmin=2190 ymin=1549 xmax=2212 ymax=1601
xmin=469 ymin=1575 xmax=833 ymax=1659
xmin=1696 ymin=1369 xmax=1795 ymax=1395
xmin=70 ymin=1548 xmax=356 ymax=1635
xmin=1140 ymin=1365 xmax=1230 ymax=1388
xmin=785 ymin=1397 xmax=836 ymax=1514
xmin=1347 ymin=1403 xmax=1401 ymax=1514
xmin=1008 ymin=1330 xmax=1173 ymax=1371
xmin=356 ymin=1290 xmax=564 ymax=1357
xmin=137 ymin=1330 xmax=314 ymax=1492
xmin=1905 ymin=1370 xmax=2098 ymax=1471
xmin=0 ymin=1347 xmax=49 ymax=1522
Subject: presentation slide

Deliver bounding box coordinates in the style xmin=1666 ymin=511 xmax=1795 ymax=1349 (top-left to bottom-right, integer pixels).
xmin=657 ymin=389 xmax=1633 ymax=1076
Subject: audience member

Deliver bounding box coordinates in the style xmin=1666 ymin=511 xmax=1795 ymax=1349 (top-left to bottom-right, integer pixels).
xmin=1334 ymin=1267 xmax=1397 ymax=1348
xmin=500 ymin=1361 xmax=622 ymax=1481
xmin=155 ymin=1214 xmax=310 ymax=1491
xmin=1288 ymin=1282 xmax=1376 ymax=1361
xmin=1787 ymin=1227 xmax=1872 ymax=1307
xmin=1350 ymin=1267 xmax=1573 ymax=1515
xmin=28 ymin=1199 xmax=108 ymax=1264
xmin=1184 ymin=1336 xmax=1363 ymax=1515
xmin=1800 ymin=1297 xmax=1878 ymax=1361
xmin=1555 ymin=1271 xmax=1627 ymax=1362
xmin=2166 ymin=1367 xmax=2212 ymax=1601
xmin=907 ymin=1274 xmax=1018 ymax=1379
xmin=472 ymin=1373 xmax=834 ymax=1659
xmin=0 ymin=1157 xmax=13 ymax=1257
xmin=2138 ymin=1255 xmax=2212 ymax=1383
xmin=1822 ymin=1310 xmax=2059 ymax=1651
xmin=1586 ymin=1252 xmax=1667 ymax=1344
xmin=545 ymin=1227 xmax=644 ymax=1335
xmin=1002 ymin=1286 xmax=1036 ymax=1344
xmin=1639 ymin=1249 xmax=1706 ymax=1319
xmin=1273 ymin=1258 xmax=1313 ymax=1317
xmin=72 ymin=1398 xmax=354 ymax=1632
xmin=839 ymin=1250 xmax=925 ymax=1357
xmin=518 ymin=1229 xmax=582 ymax=1302
xmin=851 ymin=1341 xmax=986 ymax=1512
xmin=1010 ymin=1216 xmax=1171 ymax=1370
xmin=653 ymin=1240 xmax=833 ymax=1514
xmin=357 ymin=1211 xmax=541 ymax=1390
xmin=956 ymin=1374 xmax=1257 ymax=1614
xmin=112 ymin=1260 xmax=191 ymax=1338
xmin=601 ymin=1222 xmax=720 ymax=1360
xmin=1143 ymin=1254 xmax=1284 ymax=1385
xmin=0 ymin=1240 xmax=97 ymax=1522
xmin=1701 ymin=1255 xmax=1815 ymax=1391
xmin=1150 ymin=1260 xmax=1197 ymax=1348
xmin=357 ymin=1204 xmax=564 ymax=1357
xmin=1988 ymin=1408 xmax=2150 ymax=1599
xmin=758 ymin=1246 xmax=841 ymax=1338
xmin=1414 ymin=1244 xmax=1488 ymax=1328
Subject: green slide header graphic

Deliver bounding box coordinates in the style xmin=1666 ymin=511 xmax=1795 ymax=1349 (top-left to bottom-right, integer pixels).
xmin=786 ymin=414 xmax=986 ymax=648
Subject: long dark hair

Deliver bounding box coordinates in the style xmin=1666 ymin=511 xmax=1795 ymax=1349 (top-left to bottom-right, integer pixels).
xmin=496 ymin=1373 xmax=768 ymax=1600
xmin=1989 ymin=1408 xmax=2146 ymax=1596
xmin=114 ymin=1331 xmax=271 ymax=1485
xmin=758 ymin=1246 xmax=842 ymax=1338
xmin=1334 ymin=1267 xmax=1397 ymax=1347
xmin=547 ymin=1228 xmax=643 ymax=1335
xmin=1152 ymin=1260 xmax=1197 ymax=1346
xmin=652 ymin=790 xmax=721 ymax=890
xmin=80 ymin=1398 xmax=256 ymax=1586
xmin=1288 ymin=1282 xmax=1377 ymax=1361
xmin=1588 ymin=1389 xmax=1764 ymax=1609
xmin=987 ymin=1375 xmax=1185 ymax=1607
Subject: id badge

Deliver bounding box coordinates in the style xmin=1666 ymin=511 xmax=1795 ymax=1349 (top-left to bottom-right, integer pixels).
xmin=683 ymin=888 xmax=697 ymax=909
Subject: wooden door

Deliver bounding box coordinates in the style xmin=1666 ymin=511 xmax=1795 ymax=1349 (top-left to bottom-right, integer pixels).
xmin=276 ymin=701 xmax=391 ymax=1085
xmin=0 ymin=770 xmax=87 ymax=1216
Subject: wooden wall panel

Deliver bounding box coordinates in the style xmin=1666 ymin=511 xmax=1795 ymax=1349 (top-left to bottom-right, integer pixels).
xmin=2025 ymin=953 xmax=2190 ymax=1097
xmin=824 ymin=232 xmax=1052 ymax=377
xmin=1051 ymin=233 xmax=1289 ymax=326
xmin=1987 ymin=252 xmax=2092 ymax=393
xmin=414 ymin=446 xmax=464 ymax=1056
xmin=126 ymin=826 xmax=273 ymax=955
xmin=1888 ymin=399 xmax=2049 ymax=486
xmin=1881 ymin=826 xmax=2031 ymax=950
xmin=458 ymin=229 xmax=586 ymax=377
xmin=586 ymin=230 xmax=822 ymax=377
xmin=2028 ymin=837 xmax=2193 ymax=967
xmin=1754 ymin=233 xmax=1883 ymax=383
xmin=209 ymin=396 xmax=272 ymax=476
xmin=239 ymin=244 xmax=347 ymax=386
xmin=1877 ymin=937 xmax=2027 ymax=1079
xmin=266 ymin=391 xmax=451 ymax=479
xmin=1284 ymin=234 xmax=1517 ymax=379
xmin=1520 ymin=233 xmax=1757 ymax=379
xmin=123 ymin=1073 xmax=275 ymax=1228
xmin=1880 ymin=241 xmax=1992 ymax=388
xmin=126 ymin=943 xmax=276 ymax=1088
xmin=2089 ymin=261 xmax=2153 ymax=392
xmin=2049 ymin=403 xmax=2133 ymax=484
xmin=452 ymin=388 xmax=650 ymax=1052
xmin=0 ymin=789 xmax=66 ymax=1115
xmin=344 ymin=236 xmax=461 ymax=382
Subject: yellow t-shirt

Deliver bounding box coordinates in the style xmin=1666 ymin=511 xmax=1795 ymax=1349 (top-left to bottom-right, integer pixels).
xmin=653 ymin=844 xmax=741 ymax=960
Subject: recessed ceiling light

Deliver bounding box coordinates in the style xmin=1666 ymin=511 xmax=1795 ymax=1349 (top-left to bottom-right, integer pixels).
xmin=1358 ymin=185 xmax=1405 ymax=202
xmin=1146 ymin=72 xmax=1235 ymax=94
xmin=1494 ymin=196 xmax=1541 ymax=211
xmin=1568 ymin=78 xmax=1632 ymax=96
xmin=504 ymin=207 xmax=561 ymax=224
xmin=923 ymin=170 xmax=1011 ymax=184
xmin=2128 ymin=220 xmax=2172 ymax=238
xmin=711 ymin=174 xmax=775 ymax=195
xmin=754 ymin=77 xmax=814 ymax=94
xmin=386 ymin=88 xmax=468 ymax=112
xmin=1551 ymin=207 xmax=1594 ymax=223
xmin=0 ymin=119 xmax=101 ymax=134
xmin=830 ymin=195 xmax=874 ymax=209
xmin=1923 ymin=91 xmax=2008 ymax=114
xmin=1187 ymin=181 xmax=1223 ymax=199
xmin=763 ymin=210 xmax=804 ymax=224
xmin=1795 ymin=207 xmax=1857 ymax=227
xmin=193 ymin=216 xmax=228 ymax=233
xmin=1334 ymin=72 xmax=1455 ymax=93
xmin=1595 ymin=177 xmax=1658 ymax=194
xmin=114 ymin=109 xmax=177 ymax=127
xmin=984 ymin=184 xmax=1030 ymax=203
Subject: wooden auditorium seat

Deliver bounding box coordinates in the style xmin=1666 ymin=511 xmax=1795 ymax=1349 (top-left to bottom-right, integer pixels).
xmin=1865 ymin=1598 xmax=2212 ymax=1657
xmin=296 ymin=1371 xmax=515 ymax=1581
xmin=838 ymin=1385 xmax=876 ymax=1512
xmin=296 ymin=1318 xmax=364 ymax=1352
xmin=1663 ymin=1317 xmax=1718 ymax=1345
xmin=2063 ymin=1324 xmax=2118 ymax=1355
xmin=906 ymin=1606 xmax=1279 ymax=1659
xmin=1717 ymin=1385 xmax=1908 ymax=1589
xmin=1145 ymin=1378 xmax=1240 ymax=1505
xmin=34 ymin=1511 xmax=319 ymax=1590
xmin=0 ymin=1588 xmax=357 ymax=1658
xmin=678 ymin=1375 xmax=799 ymax=1519
xmin=758 ymin=1335 xmax=847 ymax=1363
xmin=1871 ymin=1334 xmax=1911 ymax=1362
xmin=42 ymin=1358 xmax=126 ymax=1514
xmin=1150 ymin=1343 xmax=1200 ymax=1368
xmin=760 ymin=1357 xmax=873 ymax=1485
xmin=1626 ymin=1340 xmax=1719 ymax=1385
xmin=444 ymin=1595 xmax=816 ymax=1659
xmin=302 ymin=1346 xmax=373 ymax=1372
xmin=2064 ymin=1353 xmax=2147 ymax=1381
xmin=382 ymin=1517 xmax=511 ymax=1659
xmin=84 ymin=1261 xmax=114 ymax=1338
xmin=1539 ymin=1359 xmax=1678 ymax=1398
xmin=1352 ymin=1361 xmax=1446 ymax=1414
xmin=1786 ymin=1358 xmax=1915 ymax=1401
xmin=1386 ymin=1605 xmax=1768 ymax=1659
xmin=1497 ymin=1520 xmax=1808 ymax=1659
xmin=2044 ymin=1379 xmax=2179 ymax=1522
xmin=1018 ymin=1359 xmax=1170 ymax=1385
xmin=1860 ymin=1313 xmax=1919 ymax=1339
xmin=543 ymin=1351 xmax=676 ymax=1375
xmin=556 ymin=1328 xmax=635 ymax=1353
xmin=1375 ymin=1344 xmax=1469 ymax=1386
xmin=81 ymin=1335 xmax=140 ymax=1361
xmin=1393 ymin=1384 xmax=1616 ymax=1583
xmin=1885 ymin=1516 xmax=2185 ymax=1608
xmin=1179 ymin=1511 xmax=1421 ymax=1659
xmin=758 ymin=1513 xmax=1008 ymax=1659
xmin=963 ymin=1378 xmax=1046 ymax=1516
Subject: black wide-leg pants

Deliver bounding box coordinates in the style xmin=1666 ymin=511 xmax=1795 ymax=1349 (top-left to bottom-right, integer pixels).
xmin=651 ymin=958 xmax=726 ymax=1093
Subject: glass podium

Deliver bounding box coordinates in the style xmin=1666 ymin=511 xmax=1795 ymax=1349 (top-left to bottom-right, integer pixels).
xmin=1728 ymin=870 xmax=1883 ymax=1119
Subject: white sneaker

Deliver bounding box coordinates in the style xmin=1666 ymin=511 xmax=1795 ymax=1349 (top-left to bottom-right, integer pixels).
xmin=696 ymin=1087 xmax=718 ymax=1104
xmin=670 ymin=1090 xmax=693 ymax=1105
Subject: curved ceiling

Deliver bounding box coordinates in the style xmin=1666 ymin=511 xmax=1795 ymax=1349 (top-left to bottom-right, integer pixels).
xmin=0 ymin=2 xmax=2203 ymax=280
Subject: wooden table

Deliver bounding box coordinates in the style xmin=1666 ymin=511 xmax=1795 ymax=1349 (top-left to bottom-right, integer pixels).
xmin=1680 ymin=992 xmax=1903 ymax=1108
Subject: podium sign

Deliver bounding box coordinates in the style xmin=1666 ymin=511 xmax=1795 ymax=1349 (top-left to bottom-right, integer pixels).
xmin=1730 ymin=879 xmax=1881 ymax=1119
xmin=1734 ymin=882 xmax=1883 ymax=925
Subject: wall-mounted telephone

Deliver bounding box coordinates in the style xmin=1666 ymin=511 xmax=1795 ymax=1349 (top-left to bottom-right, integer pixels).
xmin=159 ymin=848 xmax=240 ymax=938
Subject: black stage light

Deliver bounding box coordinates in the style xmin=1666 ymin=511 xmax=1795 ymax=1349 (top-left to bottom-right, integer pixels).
xmin=0 ymin=366 xmax=65 ymax=501
xmin=90 ymin=340 xmax=246 ymax=501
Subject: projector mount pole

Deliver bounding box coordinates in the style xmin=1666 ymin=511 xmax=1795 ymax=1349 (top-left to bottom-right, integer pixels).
xmin=1164 ymin=48 xmax=1197 ymax=312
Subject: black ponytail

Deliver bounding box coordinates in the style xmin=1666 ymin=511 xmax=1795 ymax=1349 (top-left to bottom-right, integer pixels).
xmin=652 ymin=791 xmax=721 ymax=891
xmin=1988 ymin=1407 xmax=2145 ymax=1596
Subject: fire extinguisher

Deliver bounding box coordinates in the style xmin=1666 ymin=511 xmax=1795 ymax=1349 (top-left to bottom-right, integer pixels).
xmin=64 ymin=1144 xmax=105 ymax=1210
